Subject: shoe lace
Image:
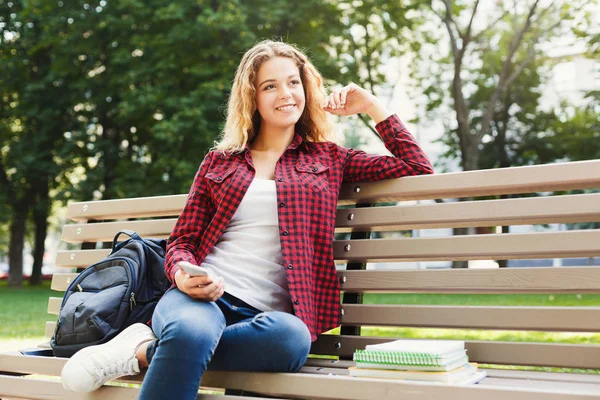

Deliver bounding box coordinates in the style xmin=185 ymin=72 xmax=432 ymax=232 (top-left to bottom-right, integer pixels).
xmin=94 ymin=357 xmax=138 ymax=384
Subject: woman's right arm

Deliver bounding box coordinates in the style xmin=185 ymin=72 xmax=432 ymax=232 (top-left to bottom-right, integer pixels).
xmin=164 ymin=152 xmax=215 ymax=285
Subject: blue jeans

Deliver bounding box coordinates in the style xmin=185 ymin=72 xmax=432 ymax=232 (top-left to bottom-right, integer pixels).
xmin=137 ymin=288 xmax=312 ymax=400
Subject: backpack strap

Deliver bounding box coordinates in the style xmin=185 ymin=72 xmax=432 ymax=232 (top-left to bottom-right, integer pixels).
xmin=112 ymin=230 xmax=142 ymax=250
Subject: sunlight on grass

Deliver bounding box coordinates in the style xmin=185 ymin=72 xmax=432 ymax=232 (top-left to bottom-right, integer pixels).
xmin=0 ymin=280 xmax=54 ymax=338
xmin=362 ymin=293 xmax=600 ymax=307
xmin=360 ymin=327 xmax=600 ymax=344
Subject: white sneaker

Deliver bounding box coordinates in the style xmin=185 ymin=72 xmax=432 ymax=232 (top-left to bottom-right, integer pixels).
xmin=61 ymin=323 xmax=156 ymax=392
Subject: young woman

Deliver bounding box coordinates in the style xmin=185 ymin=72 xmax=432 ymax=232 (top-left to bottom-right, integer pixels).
xmin=61 ymin=40 xmax=433 ymax=398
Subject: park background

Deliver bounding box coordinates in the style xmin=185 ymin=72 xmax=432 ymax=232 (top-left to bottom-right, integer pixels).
xmin=1 ymin=0 xmax=599 ymax=358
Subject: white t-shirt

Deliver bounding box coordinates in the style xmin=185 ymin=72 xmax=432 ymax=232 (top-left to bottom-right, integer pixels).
xmin=199 ymin=178 xmax=292 ymax=313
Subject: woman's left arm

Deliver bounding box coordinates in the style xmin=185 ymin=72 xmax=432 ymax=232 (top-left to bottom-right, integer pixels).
xmin=324 ymin=83 xmax=434 ymax=183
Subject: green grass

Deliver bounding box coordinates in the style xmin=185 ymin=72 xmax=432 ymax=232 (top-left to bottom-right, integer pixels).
xmin=0 ymin=280 xmax=54 ymax=339
xmin=2 ymin=283 xmax=599 ymax=347
xmin=363 ymin=292 xmax=600 ymax=307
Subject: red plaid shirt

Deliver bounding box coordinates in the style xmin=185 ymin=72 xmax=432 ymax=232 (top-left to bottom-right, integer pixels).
xmin=165 ymin=114 xmax=433 ymax=340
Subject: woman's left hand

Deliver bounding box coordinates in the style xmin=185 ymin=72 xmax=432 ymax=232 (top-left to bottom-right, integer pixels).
xmin=323 ymin=83 xmax=377 ymax=116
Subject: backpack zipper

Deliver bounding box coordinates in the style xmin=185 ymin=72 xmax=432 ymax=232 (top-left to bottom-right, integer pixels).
xmin=130 ymin=292 xmax=137 ymax=310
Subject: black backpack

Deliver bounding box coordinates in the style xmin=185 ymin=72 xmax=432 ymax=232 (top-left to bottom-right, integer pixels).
xmin=50 ymin=230 xmax=171 ymax=357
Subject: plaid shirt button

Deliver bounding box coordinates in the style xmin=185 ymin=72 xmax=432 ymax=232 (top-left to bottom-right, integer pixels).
xmin=287 ymin=264 xmax=293 ymax=270
xmin=278 ymin=178 xmax=284 ymax=182
xmin=294 ymin=300 xmax=300 ymax=305
xmin=282 ymin=230 xmax=289 ymax=236
xmin=279 ymin=202 xmax=285 ymax=207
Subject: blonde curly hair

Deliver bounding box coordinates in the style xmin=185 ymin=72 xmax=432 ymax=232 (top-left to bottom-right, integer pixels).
xmin=215 ymin=40 xmax=335 ymax=153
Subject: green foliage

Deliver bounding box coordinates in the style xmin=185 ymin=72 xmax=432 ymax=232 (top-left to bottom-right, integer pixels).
xmin=514 ymin=91 xmax=600 ymax=165
xmin=410 ymin=0 xmax=599 ymax=171
xmin=3 ymin=1 xmax=426 ymax=279
xmin=2 ymin=0 xmax=430 ymax=205
xmin=2 ymin=0 xmax=351 ymax=201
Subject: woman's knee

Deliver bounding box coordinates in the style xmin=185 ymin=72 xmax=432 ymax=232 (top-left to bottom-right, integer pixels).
xmin=261 ymin=313 xmax=312 ymax=371
xmin=158 ymin=303 xmax=225 ymax=354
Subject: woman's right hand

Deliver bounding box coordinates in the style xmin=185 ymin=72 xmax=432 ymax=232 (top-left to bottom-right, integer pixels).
xmin=175 ymin=268 xmax=225 ymax=301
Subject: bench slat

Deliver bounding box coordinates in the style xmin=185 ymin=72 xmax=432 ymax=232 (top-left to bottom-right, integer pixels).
xmin=481 ymin=377 xmax=600 ymax=395
xmin=341 ymin=304 xmax=600 ymax=332
xmin=65 ymin=161 xmax=600 ymax=216
xmin=0 ymin=376 xmax=141 ymax=400
xmin=338 ymin=268 xmax=600 ymax=293
xmin=338 ymin=159 xmax=600 ymax=204
xmin=334 ymin=230 xmax=600 ymax=262
xmin=486 ymin=369 xmax=600 ymax=384
xmin=0 ymin=374 xmax=282 ymax=400
xmin=50 ymin=267 xmax=600 ymax=294
xmin=55 ymin=249 xmax=111 ymax=267
xmin=61 ymin=219 xmax=176 ymax=243
xmin=4 ymin=351 xmax=600 ymax=388
xmin=305 ymin=360 xmax=600 ymax=385
xmin=67 ymin=194 xmax=187 ymax=222
xmin=50 ymin=273 xmax=78 ymax=291
xmin=47 ymin=297 xmax=62 ymax=315
xmin=64 ymin=192 xmax=600 ymax=234
xmin=45 ymin=298 xmax=600 ymax=332
xmin=3 ymin=354 xmax=600 ymax=400
xmin=312 ymin=335 xmax=600 ymax=369
xmin=64 ymin=161 xmax=600 ymax=220
xmin=56 ymin=230 xmax=600 ymax=265
xmin=45 ymin=321 xmax=55 ymax=338
xmin=336 ymin=193 xmax=600 ymax=232
xmin=203 ymin=370 xmax=600 ymax=399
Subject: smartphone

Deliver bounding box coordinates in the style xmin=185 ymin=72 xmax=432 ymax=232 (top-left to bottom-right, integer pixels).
xmin=179 ymin=262 xmax=209 ymax=277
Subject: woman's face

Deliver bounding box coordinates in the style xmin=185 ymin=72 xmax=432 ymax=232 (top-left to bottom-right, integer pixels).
xmin=255 ymin=56 xmax=306 ymax=131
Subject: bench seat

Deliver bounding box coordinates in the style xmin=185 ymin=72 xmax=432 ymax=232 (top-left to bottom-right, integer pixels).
xmin=1 ymin=160 xmax=600 ymax=399
xmin=2 ymin=353 xmax=600 ymax=399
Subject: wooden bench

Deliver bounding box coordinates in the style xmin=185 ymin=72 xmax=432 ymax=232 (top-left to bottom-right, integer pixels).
xmin=2 ymin=160 xmax=600 ymax=399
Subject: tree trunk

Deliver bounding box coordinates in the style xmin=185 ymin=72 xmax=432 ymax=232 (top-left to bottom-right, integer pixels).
xmin=461 ymin=136 xmax=480 ymax=172
xmin=30 ymin=189 xmax=49 ymax=285
xmin=8 ymin=204 xmax=28 ymax=288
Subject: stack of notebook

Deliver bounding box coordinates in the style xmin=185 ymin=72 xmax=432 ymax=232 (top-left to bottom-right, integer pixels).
xmin=350 ymin=339 xmax=486 ymax=384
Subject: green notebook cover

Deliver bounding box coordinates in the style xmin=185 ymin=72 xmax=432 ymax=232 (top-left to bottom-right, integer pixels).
xmin=353 ymin=339 xmax=466 ymax=367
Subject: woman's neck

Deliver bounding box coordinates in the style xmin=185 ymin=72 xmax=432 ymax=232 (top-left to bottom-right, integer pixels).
xmin=251 ymin=125 xmax=295 ymax=153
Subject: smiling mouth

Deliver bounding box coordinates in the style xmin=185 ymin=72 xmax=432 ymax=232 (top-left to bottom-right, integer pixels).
xmin=275 ymin=104 xmax=296 ymax=111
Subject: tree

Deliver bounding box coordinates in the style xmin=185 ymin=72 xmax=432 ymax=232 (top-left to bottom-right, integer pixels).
xmin=1 ymin=0 xmax=431 ymax=284
xmin=325 ymin=0 xmax=428 ymax=136
xmin=1 ymin=1 xmax=84 ymax=286
xmin=62 ymin=0 xmax=347 ymax=202
xmin=516 ymin=90 xmax=600 ymax=164
xmin=407 ymin=0 xmax=597 ymax=268
xmin=412 ymin=0 xmax=596 ymax=171
xmin=1 ymin=1 xmax=349 ymax=284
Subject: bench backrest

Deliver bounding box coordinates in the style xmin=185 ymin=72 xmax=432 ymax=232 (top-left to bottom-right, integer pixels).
xmin=48 ymin=160 xmax=600 ymax=369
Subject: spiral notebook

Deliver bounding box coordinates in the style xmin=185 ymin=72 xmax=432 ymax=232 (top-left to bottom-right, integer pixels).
xmin=353 ymin=340 xmax=466 ymax=368
xmin=355 ymin=355 xmax=468 ymax=372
